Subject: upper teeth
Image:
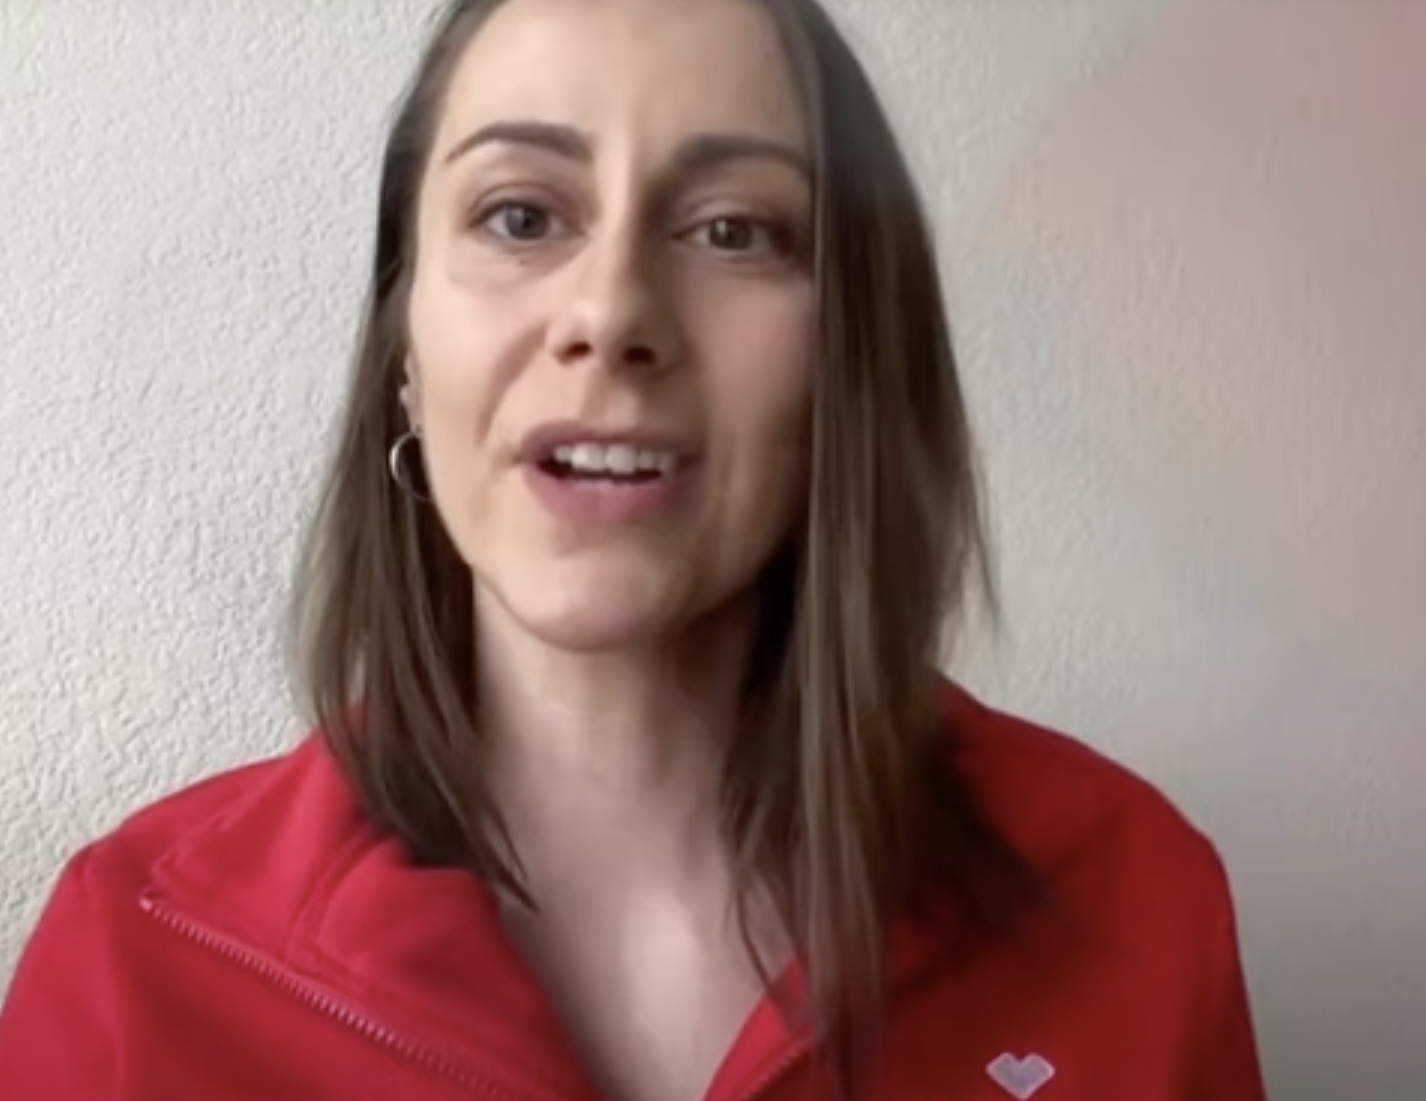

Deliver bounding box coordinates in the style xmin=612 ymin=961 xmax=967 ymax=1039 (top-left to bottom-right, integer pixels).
xmin=553 ymin=443 xmax=677 ymax=475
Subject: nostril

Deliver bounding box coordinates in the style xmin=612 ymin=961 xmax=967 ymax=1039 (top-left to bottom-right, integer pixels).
xmin=551 ymin=329 xmax=668 ymax=369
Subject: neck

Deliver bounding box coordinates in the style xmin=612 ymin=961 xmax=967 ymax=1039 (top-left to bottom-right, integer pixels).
xmin=473 ymin=589 xmax=756 ymax=893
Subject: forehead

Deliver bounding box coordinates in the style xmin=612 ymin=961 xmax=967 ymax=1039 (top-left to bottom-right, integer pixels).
xmin=435 ymin=0 xmax=808 ymax=151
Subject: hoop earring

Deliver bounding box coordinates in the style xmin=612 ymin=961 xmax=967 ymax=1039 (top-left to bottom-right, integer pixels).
xmin=388 ymin=430 xmax=431 ymax=502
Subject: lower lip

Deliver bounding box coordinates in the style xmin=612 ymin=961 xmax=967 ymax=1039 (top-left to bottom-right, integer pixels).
xmin=523 ymin=463 xmax=691 ymax=524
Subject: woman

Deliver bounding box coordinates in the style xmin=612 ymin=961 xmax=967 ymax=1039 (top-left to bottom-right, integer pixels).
xmin=0 ymin=0 xmax=1267 ymax=1098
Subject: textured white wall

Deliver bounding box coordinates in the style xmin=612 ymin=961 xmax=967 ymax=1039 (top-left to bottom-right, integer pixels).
xmin=2 ymin=2 xmax=1423 ymax=1098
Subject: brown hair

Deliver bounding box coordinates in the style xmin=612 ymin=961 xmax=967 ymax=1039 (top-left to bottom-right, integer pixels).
xmin=289 ymin=0 xmax=1042 ymax=1095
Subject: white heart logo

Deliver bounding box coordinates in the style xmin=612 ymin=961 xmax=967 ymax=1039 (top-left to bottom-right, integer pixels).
xmin=986 ymin=1052 xmax=1056 ymax=1100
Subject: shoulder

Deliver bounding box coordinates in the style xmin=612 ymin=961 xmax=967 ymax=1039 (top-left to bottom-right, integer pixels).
xmin=47 ymin=735 xmax=352 ymax=910
xmin=926 ymin=684 xmax=1266 ymax=1095
xmin=0 ymin=737 xmax=346 ymax=1083
xmin=939 ymin=681 xmax=1235 ymax=929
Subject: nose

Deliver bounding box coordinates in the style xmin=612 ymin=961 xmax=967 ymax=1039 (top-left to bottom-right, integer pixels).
xmin=545 ymin=230 xmax=681 ymax=373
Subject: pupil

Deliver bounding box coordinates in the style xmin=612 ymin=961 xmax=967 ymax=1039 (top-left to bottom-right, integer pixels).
xmin=504 ymin=205 xmax=546 ymax=239
xmin=711 ymin=218 xmax=752 ymax=250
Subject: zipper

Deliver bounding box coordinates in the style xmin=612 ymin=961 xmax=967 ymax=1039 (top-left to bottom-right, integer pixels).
xmin=144 ymin=888 xmax=811 ymax=1101
xmin=139 ymin=890 xmax=531 ymax=1101
xmin=731 ymin=1046 xmax=810 ymax=1101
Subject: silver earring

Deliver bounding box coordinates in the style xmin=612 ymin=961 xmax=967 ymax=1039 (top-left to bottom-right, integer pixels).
xmin=388 ymin=430 xmax=431 ymax=502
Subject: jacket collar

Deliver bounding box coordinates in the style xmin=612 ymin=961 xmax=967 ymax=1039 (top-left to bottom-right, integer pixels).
xmin=146 ymin=686 xmax=989 ymax=1092
xmin=148 ymin=738 xmax=601 ymax=1097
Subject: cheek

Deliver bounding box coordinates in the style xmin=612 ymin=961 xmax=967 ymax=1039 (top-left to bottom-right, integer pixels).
xmin=406 ymin=267 xmax=533 ymax=453
xmin=744 ymin=292 xmax=815 ymax=448
xmin=717 ymin=297 xmax=815 ymax=519
xmin=403 ymin=285 xmax=520 ymax=541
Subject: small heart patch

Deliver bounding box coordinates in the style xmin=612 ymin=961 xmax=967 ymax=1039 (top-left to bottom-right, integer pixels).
xmin=986 ymin=1052 xmax=1056 ymax=1100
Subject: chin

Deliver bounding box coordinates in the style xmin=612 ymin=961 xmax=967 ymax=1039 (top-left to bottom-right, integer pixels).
xmin=483 ymin=558 xmax=689 ymax=654
xmin=520 ymin=615 xmax=661 ymax=655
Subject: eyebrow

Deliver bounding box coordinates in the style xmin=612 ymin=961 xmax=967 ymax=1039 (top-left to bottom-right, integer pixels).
xmin=672 ymin=132 xmax=810 ymax=182
xmin=441 ymin=120 xmax=810 ymax=181
xmin=443 ymin=120 xmax=592 ymax=166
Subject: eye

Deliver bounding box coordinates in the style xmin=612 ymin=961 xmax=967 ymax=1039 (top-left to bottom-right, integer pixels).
xmin=474 ymin=200 xmax=560 ymax=243
xmin=684 ymin=215 xmax=788 ymax=257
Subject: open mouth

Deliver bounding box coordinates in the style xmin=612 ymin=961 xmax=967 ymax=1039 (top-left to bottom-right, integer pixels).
xmin=537 ymin=443 xmax=679 ymax=485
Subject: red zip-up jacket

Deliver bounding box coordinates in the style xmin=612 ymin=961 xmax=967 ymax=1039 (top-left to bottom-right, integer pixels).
xmin=0 ymin=685 xmax=1267 ymax=1100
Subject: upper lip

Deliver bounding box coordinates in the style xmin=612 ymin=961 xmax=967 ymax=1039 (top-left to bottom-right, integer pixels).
xmin=517 ymin=421 xmax=696 ymax=463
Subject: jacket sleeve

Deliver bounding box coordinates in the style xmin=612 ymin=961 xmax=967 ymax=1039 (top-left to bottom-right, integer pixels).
xmin=0 ymin=849 xmax=118 ymax=1098
xmin=1190 ymin=854 xmax=1269 ymax=1101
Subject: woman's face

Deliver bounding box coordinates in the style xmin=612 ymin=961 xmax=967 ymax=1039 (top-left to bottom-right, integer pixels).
xmin=405 ymin=0 xmax=815 ymax=652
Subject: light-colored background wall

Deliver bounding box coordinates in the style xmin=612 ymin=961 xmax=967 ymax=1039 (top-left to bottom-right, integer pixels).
xmin=2 ymin=2 xmax=1422 ymax=1097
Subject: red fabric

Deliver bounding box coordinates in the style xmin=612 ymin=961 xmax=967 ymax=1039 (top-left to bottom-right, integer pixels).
xmin=0 ymin=684 xmax=1267 ymax=1099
